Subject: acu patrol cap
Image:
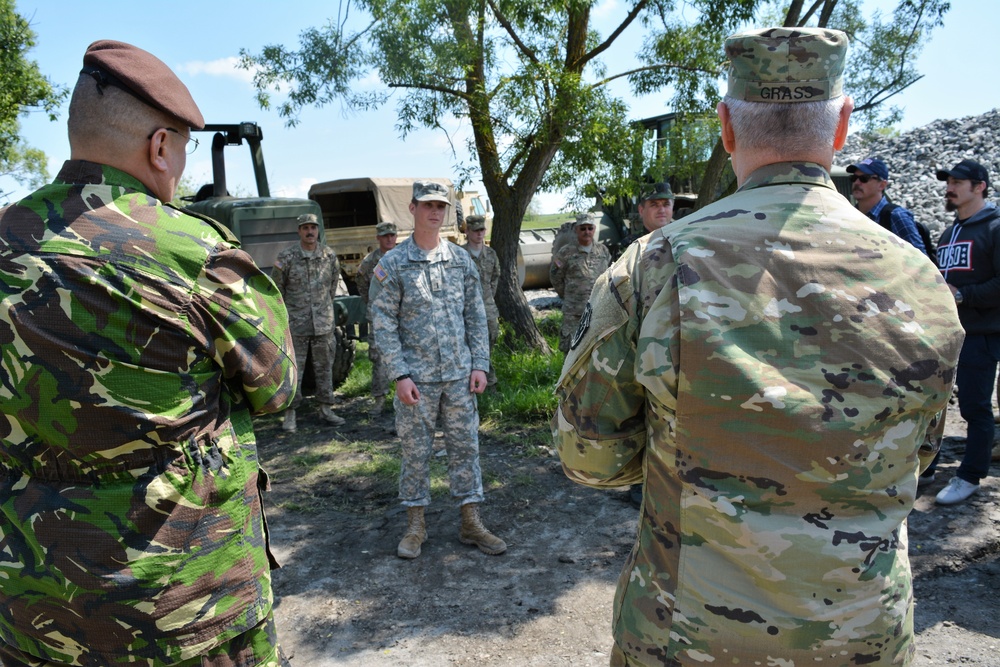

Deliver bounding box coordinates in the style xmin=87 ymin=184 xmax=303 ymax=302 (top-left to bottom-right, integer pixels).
xmin=574 ymin=212 xmax=600 ymax=228
xmin=412 ymin=180 xmax=452 ymax=205
xmin=376 ymin=221 xmax=398 ymax=236
xmin=465 ymin=215 xmax=487 ymax=231
xmin=725 ymin=27 xmax=848 ymax=103
xmin=639 ymin=182 xmax=674 ymax=203
xmin=82 ymin=40 xmax=205 ymax=129
xmin=297 ymin=213 xmax=319 ymax=227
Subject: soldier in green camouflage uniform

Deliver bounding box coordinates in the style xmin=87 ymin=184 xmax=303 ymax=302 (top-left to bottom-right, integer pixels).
xmin=461 ymin=215 xmax=501 ymax=386
xmin=357 ymin=220 xmax=398 ymax=415
xmin=550 ymin=212 xmax=611 ymax=352
xmin=553 ymin=28 xmax=964 ymax=666
xmin=272 ymin=213 xmax=345 ymax=430
xmin=0 ymin=41 xmax=295 ymax=667
xmin=370 ymin=181 xmax=506 ymax=559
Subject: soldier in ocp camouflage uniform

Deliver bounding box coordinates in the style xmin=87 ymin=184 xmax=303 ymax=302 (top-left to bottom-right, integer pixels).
xmin=553 ymin=28 xmax=964 ymax=666
xmin=272 ymin=212 xmax=345 ymax=431
xmin=370 ymin=181 xmax=506 ymax=559
xmin=357 ymin=220 xmax=398 ymax=415
xmin=549 ymin=212 xmax=611 ymax=352
xmin=461 ymin=215 xmax=501 ymax=386
xmin=0 ymin=41 xmax=295 ymax=667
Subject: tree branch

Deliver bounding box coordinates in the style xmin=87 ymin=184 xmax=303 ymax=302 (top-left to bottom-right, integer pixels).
xmin=486 ymin=0 xmax=539 ymax=65
xmin=590 ymin=62 xmax=722 ymax=89
xmin=387 ymin=81 xmax=468 ymax=100
xmin=577 ymin=0 xmax=649 ymax=69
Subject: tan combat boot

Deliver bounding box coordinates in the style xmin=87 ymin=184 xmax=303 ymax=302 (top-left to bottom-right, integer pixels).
xmin=397 ymin=506 xmax=426 ymax=559
xmin=459 ymin=503 xmax=506 ymax=555
xmin=320 ymin=404 xmax=346 ymax=426
xmin=282 ymin=409 xmax=296 ymax=433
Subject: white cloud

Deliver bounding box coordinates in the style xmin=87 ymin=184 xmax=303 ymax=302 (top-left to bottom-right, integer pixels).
xmin=177 ymin=57 xmax=257 ymax=85
xmin=593 ymin=0 xmax=620 ymax=21
xmin=273 ymin=177 xmax=320 ymax=200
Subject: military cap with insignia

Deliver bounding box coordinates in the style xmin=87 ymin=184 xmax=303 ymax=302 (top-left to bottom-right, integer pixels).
xmin=297 ymin=213 xmax=319 ymax=227
xmin=639 ymin=182 xmax=674 ymax=203
xmin=412 ymin=180 xmax=452 ymax=205
xmin=81 ymin=40 xmax=204 ymax=129
xmin=725 ymin=27 xmax=848 ymax=104
xmin=376 ymin=221 xmax=398 ymax=236
xmin=465 ymin=215 xmax=487 ymax=231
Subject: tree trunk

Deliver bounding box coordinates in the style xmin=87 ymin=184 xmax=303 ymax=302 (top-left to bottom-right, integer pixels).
xmin=696 ymin=136 xmax=731 ymax=210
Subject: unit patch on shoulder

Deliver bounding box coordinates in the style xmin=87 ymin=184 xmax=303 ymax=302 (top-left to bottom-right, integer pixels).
xmin=570 ymin=302 xmax=593 ymax=351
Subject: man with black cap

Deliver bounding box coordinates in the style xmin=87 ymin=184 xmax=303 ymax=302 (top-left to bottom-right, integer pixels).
xmin=553 ymin=27 xmax=962 ymax=665
xmin=272 ymin=212 xmax=346 ymax=431
xmin=929 ymin=158 xmax=1000 ymax=505
xmin=0 ymin=41 xmax=295 ymax=666
xmin=847 ymin=156 xmax=932 ymax=260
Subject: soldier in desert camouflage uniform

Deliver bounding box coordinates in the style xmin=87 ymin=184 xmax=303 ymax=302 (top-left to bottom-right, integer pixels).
xmin=357 ymin=220 xmax=398 ymax=415
xmin=370 ymin=181 xmax=506 ymax=559
xmin=549 ymin=212 xmax=611 ymax=352
xmin=0 ymin=41 xmax=295 ymax=667
xmin=272 ymin=212 xmax=345 ymax=430
xmin=553 ymin=28 xmax=964 ymax=666
xmin=461 ymin=215 xmax=501 ymax=386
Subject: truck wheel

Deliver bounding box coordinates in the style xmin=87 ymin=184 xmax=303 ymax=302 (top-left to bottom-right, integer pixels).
xmin=330 ymin=325 xmax=356 ymax=390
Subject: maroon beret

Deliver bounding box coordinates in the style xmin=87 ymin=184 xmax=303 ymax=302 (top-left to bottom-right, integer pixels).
xmin=82 ymin=40 xmax=204 ymax=129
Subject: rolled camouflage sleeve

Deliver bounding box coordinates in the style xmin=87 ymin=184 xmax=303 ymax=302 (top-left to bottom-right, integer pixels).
xmin=553 ymin=244 xmax=648 ymax=487
xmin=197 ymin=246 xmax=296 ymax=414
xmin=550 ymin=250 xmax=567 ymax=298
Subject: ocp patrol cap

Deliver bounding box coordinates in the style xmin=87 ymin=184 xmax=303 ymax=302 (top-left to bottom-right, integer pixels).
xmin=81 ymin=40 xmax=204 ymax=128
xmin=725 ymin=27 xmax=848 ymax=104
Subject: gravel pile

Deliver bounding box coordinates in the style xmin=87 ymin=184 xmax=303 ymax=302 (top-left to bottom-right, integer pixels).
xmin=836 ymin=107 xmax=1000 ymax=238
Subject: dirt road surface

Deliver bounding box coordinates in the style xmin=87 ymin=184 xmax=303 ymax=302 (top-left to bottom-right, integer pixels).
xmin=261 ymin=397 xmax=1000 ymax=666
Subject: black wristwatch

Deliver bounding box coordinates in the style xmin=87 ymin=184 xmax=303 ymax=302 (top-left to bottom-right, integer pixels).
xmin=395 ymin=373 xmax=411 ymax=382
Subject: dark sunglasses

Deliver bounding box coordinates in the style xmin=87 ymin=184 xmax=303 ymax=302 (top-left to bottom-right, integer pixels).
xmin=577 ymin=225 xmax=595 ymax=231
xmin=850 ymin=174 xmax=879 ymax=184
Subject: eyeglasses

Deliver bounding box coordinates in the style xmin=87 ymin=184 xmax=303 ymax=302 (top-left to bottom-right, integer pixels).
xmin=148 ymin=127 xmax=199 ymax=154
xmin=850 ymin=174 xmax=879 ymax=184
xmin=577 ymin=225 xmax=595 ymax=231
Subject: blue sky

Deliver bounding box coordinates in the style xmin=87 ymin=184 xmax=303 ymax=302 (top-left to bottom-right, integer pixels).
xmin=5 ymin=0 xmax=997 ymax=212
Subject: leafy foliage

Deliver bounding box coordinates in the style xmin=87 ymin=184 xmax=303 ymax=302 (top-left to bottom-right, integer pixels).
xmin=0 ymin=0 xmax=67 ymax=198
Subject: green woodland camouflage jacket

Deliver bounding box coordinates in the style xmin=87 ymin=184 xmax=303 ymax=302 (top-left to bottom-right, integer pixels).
xmin=370 ymin=237 xmax=489 ymax=383
xmin=553 ymin=162 xmax=964 ymax=666
xmin=0 ymin=161 xmax=296 ymax=665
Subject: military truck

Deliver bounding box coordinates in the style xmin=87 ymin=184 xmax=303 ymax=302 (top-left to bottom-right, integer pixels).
xmin=309 ymin=177 xmax=480 ymax=293
xmin=182 ymin=122 xmax=363 ymax=389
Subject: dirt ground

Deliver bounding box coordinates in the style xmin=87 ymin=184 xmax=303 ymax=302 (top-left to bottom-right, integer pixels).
xmin=259 ymin=393 xmax=1000 ymax=666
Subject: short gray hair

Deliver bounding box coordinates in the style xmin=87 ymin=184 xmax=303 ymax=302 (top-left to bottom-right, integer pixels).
xmin=68 ymin=73 xmax=172 ymax=156
xmin=724 ymin=95 xmax=845 ymax=155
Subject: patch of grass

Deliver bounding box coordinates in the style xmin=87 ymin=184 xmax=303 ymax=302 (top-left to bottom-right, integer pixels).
xmin=338 ymin=341 xmax=374 ymax=399
xmin=520 ymin=212 xmax=575 ymax=230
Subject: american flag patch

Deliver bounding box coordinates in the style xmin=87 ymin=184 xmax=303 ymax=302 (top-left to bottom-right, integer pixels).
xmin=374 ymin=263 xmax=388 ymax=282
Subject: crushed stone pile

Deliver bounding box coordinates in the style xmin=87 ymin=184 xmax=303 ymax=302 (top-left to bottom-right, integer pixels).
xmin=837 ymin=107 xmax=1000 ymax=238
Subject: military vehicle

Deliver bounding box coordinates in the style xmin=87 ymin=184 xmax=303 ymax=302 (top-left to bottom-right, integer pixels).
xmin=182 ymin=122 xmax=362 ymax=389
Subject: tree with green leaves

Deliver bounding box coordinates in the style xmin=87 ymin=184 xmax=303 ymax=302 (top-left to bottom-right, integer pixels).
xmin=241 ymin=0 xmax=729 ymax=351
xmin=0 ymin=0 xmax=67 ymax=200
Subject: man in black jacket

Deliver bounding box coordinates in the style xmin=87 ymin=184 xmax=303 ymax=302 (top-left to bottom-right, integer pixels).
xmin=933 ymin=159 xmax=1000 ymax=505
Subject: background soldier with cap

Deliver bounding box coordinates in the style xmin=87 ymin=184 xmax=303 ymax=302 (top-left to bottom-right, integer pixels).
xmin=549 ymin=212 xmax=611 ymax=353
xmin=357 ymin=220 xmax=398 ymax=415
xmin=370 ymin=180 xmax=506 ymax=559
xmin=553 ymin=27 xmax=962 ymax=665
xmin=272 ymin=212 xmax=345 ymax=431
xmin=927 ymin=158 xmax=1000 ymax=505
xmin=847 ymin=156 xmax=931 ymax=259
xmin=462 ymin=214 xmax=500 ymax=387
xmin=622 ymin=181 xmax=675 ymax=249
xmin=0 ymin=40 xmax=295 ymax=666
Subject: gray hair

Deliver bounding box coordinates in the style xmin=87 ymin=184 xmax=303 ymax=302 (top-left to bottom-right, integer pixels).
xmin=68 ymin=73 xmax=172 ymax=156
xmin=724 ymin=95 xmax=846 ymax=155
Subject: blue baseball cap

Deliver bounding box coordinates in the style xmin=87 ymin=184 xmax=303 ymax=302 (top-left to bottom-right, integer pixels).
xmin=846 ymin=157 xmax=889 ymax=181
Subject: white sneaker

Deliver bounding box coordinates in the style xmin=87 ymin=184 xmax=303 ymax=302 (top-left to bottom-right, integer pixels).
xmin=935 ymin=477 xmax=979 ymax=505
